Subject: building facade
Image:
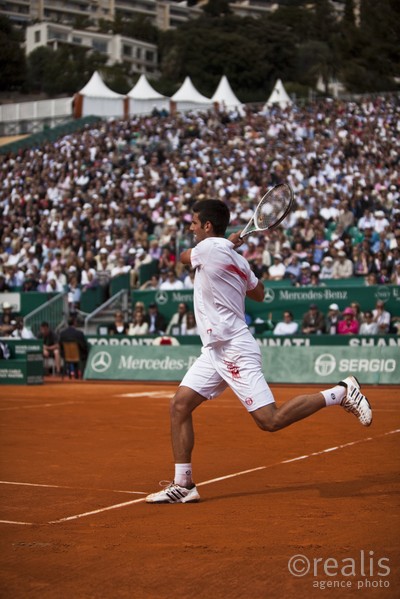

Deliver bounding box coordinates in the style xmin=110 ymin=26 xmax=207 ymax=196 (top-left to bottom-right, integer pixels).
xmin=26 ymin=22 xmax=158 ymax=75
xmin=1 ymin=0 xmax=201 ymax=30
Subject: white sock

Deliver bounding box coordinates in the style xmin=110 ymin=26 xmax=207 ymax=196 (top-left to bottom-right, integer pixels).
xmin=174 ymin=463 xmax=193 ymax=488
xmin=321 ymin=385 xmax=346 ymax=406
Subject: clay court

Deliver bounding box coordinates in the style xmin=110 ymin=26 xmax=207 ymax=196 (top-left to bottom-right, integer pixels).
xmin=0 ymin=381 xmax=399 ymax=598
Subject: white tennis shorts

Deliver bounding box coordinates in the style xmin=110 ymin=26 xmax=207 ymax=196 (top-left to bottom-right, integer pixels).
xmin=180 ymin=332 xmax=275 ymax=412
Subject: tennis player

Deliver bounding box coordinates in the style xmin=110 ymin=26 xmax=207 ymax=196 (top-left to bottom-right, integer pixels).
xmin=146 ymin=200 xmax=372 ymax=504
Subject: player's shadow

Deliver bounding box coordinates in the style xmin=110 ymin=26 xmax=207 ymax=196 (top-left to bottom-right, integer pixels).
xmin=208 ymin=471 xmax=399 ymax=502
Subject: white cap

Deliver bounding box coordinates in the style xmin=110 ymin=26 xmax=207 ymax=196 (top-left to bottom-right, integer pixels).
xmin=329 ymin=303 xmax=339 ymax=311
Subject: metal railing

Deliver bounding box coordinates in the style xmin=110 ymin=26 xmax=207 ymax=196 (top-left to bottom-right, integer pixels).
xmin=24 ymin=292 xmax=69 ymax=337
xmin=84 ymin=289 xmax=129 ymax=335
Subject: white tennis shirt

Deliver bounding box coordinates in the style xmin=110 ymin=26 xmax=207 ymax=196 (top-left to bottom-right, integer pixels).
xmin=190 ymin=237 xmax=259 ymax=347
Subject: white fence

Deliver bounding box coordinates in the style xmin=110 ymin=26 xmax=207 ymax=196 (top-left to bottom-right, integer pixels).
xmin=0 ymin=97 xmax=73 ymax=122
xmin=0 ymin=97 xmax=74 ymax=135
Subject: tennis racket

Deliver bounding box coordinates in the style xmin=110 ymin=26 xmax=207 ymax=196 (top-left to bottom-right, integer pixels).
xmin=239 ymin=183 xmax=294 ymax=239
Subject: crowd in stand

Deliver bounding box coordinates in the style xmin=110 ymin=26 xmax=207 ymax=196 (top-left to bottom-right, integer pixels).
xmin=0 ymin=95 xmax=399 ymax=329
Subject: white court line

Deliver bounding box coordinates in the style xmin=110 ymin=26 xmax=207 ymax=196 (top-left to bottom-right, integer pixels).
xmin=49 ymin=497 xmax=146 ymax=524
xmin=47 ymin=427 xmax=400 ymax=524
xmin=0 ymin=480 xmax=147 ymax=495
xmin=2 ymin=428 xmax=398 ymax=526
xmin=0 ymin=520 xmax=35 ymax=526
xmin=117 ymin=391 xmax=174 ymax=399
xmin=0 ymin=401 xmax=81 ymax=411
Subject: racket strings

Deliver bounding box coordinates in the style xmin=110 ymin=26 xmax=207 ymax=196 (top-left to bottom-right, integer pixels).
xmin=255 ymin=186 xmax=291 ymax=229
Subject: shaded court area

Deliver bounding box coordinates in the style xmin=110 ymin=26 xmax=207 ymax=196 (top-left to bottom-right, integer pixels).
xmin=0 ymin=381 xmax=399 ymax=598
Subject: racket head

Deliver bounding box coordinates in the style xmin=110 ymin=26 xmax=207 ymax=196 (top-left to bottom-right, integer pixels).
xmin=239 ymin=183 xmax=293 ymax=239
xmin=254 ymin=183 xmax=293 ymax=231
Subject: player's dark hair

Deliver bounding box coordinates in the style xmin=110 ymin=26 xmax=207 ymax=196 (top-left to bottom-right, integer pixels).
xmin=192 ymin=199 xmax=230 ymax=235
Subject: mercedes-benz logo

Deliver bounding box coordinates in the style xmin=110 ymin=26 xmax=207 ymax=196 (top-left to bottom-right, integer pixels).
xmin=263 ymin=288 xmax=275 ymax=303
xmin=155 ymin=290 xmax=169 ymax=305
xmin=91 ymin=351 xmax=112 ymax=373
xmin=315 ymin=353 xmax=336 ymax=376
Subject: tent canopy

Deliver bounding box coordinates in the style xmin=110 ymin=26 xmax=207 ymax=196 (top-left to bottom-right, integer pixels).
xmin=74 ymin=71 xmax=127 ymax=118
xmin=79 ymin=71 xmax=125 ymax=99
xmin=211 ymin=75 xmax=244 ymax=114
xmin=264 ymin=79 xmax=292 ymax=109
xmin=171 ymin=76 xmax=211 ymax=104
xmin=171 ymin=76 xmax=212 ymax=114
xmin=127 ymin=74 xmax=169 ymax=116
xmin=128 ymin=74 xmax=166 ymax=100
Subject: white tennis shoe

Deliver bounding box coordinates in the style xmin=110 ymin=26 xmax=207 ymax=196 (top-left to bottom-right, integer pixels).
xmin=146 ymin=482 xmax=200 ymax=504
xmin=339 ymin=376 xmax=372 ymax=426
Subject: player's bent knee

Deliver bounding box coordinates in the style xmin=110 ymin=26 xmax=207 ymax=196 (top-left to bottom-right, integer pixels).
xmin=251 ymin=404 xmax=281 ymax=432
xmin=255 ymin=419 xmax=281 ymax=433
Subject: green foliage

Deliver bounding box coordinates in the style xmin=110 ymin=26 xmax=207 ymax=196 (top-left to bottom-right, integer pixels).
xmin=101 ymin=63 xmax=132 ymax=94
xmin=73 ymin=16 xmax=93 ymax=30
xmin=0 ymin=15 xmax=25 ymax=91
xmin=159 ymin=15 xmax=296 ymax=100
xmin=268 ymin=5 xmax=315 ymax=43
xmin=2 ymin=0 xmax=400 ymax=99
xmin=313 ymin=0 xmax=338 ymax=43
xmin=113 ymin=14 xmax=158 ymax=44
xmin=343 ymin=0 xmax=356 ymax=26
xmin=27 ymin=46 xmax=107 ymax=95
xmin=202 ymin=0 xmax=232 ymax=17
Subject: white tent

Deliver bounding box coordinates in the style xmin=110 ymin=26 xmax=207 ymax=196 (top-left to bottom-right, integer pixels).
xmin=211 ymin=75 xmax=245 ymax=116
xmin=73 ymin=71 xmax=128 ymax=119
xmin=170 ymin=76 xmax=213 ymax=114
xmin=263 ymin=79 xmax=292 ymax=110
xmin=128 ymin=75 xmax=169 ymax=116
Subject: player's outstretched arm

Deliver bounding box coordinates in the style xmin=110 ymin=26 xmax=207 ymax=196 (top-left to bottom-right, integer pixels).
xmin=246 ymin=281 xmax=265 ymax=302
xmin=180 ymin=249 xmax=192 ymax=265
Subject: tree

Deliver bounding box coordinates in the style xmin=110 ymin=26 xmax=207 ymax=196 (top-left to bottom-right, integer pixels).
xmin=343 ymin=0 xmax=355 ymax=27
xmin=113 ymin=14 xmax=158 ymax=44
xmin=296 ymin=41 xmax=333 ymax=89
xmin=26 ymin=47 xmax=53 ymax=93
xmin=313 ymin=0 xmax=338 ymax=43
xmin=268 ymin=4 xmax=315 ymax=44
xmin=202 ymin=0 xmax=232 ymax=17
xmin=159 ymin=15 xmax=296 ymax=101
xmin=341 ymin=0 xmax=400 ymax=90
xmin=0 ymin=16 xmax=26 ymax=91
xmin=27 ymin=46 xmax=107 ymax=95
